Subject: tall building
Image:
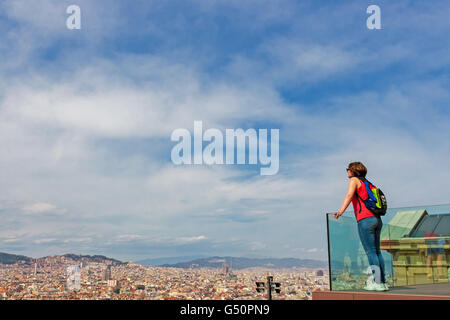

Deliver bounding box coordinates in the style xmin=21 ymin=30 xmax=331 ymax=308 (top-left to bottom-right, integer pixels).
xmin=222 ymin=261 xmax=229 ymax=275
xmin=102 ymin=265 xmax=112 ymax=281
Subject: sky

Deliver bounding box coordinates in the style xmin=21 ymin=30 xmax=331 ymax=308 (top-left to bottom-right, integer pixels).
xmin=0 ymin=0 xmax=449 ymax=262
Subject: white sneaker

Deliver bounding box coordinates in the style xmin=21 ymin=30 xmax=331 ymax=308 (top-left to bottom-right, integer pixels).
xmin=382 ymin=283 xmax=389 ymax=291
xmin=363 ymin=277 xmax=375 ymax=291
xmin=364 ymin=281 xmax=386 ymax=291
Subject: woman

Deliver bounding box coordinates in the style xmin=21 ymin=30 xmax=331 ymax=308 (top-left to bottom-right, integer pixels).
xmin=334 ymin=161 xmax=388 ymax=291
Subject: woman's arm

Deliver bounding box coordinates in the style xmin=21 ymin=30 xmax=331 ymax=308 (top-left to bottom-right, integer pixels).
xmin=334 ymin=178 xmax=358 ymax=219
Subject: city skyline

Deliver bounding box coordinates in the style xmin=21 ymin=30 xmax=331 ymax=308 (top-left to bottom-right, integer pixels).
xmin=0 ymin=254 xmax=328 ymax=300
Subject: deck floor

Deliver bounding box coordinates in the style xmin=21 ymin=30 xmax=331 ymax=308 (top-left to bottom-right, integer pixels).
xmin=369 ymin=282 xmax=450 ymax=296
xmin=313 ymin=282 xmax=450 ymax=300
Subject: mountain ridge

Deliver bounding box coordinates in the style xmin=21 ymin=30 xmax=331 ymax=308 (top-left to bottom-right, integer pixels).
xmin=152 ymin=256 xmax=328 ymax=270
xmin=1 ymin=252 xmax=328 ymax=270
xmin=0 ymin=252 xmax=124 ymax=265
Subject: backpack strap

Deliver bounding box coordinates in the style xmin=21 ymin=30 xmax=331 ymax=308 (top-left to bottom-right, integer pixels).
xmin=355 ymin=189 xmax=363 ymax=213
xmin=354 ymin=177 xmax=365 ymax=214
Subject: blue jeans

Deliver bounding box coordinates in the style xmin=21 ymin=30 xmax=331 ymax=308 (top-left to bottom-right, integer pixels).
xmin=357 ymin=216 xmax=386 ymax=284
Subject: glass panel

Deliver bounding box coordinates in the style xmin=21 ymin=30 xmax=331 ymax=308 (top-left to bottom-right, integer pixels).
xmin=327 ymin=204 xmax=450 ymax=293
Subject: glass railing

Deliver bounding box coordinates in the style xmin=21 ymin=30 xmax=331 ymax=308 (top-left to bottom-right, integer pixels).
xmin=326 ymin=204 xmax=450 ymax=292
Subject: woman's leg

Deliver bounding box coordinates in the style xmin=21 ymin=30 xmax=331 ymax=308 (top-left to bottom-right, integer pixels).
xmin=358 ymin=217 xmax=383 ymax=284
xmin=374 ymin=217 xmax=386 ymax=283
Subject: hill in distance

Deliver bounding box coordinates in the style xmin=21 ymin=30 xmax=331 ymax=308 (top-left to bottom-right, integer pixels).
xmin=57 ymin=253 xmax=124 ymax=265
xmin=154 ymin=256 xmax=328 ymax=270
xmin=2 ymin=253 xmax=328 ymax=270
xmin=135 ymin=255 xmax=208 ymax=266
xmin=0 ymin=252 xmax=124 ymax=265
xmin=0 ymin=252 xmax=31 ymax=265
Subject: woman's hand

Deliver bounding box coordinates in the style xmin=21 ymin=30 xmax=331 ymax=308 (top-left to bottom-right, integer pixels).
xmin=334 ymin=211 xmax=343 ymax=219
xmin=335 ymin=178 xmax=358 ymax=220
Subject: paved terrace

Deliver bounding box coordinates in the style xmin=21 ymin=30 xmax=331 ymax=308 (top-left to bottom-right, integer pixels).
xmin=312 ymin=282 xmax=450 ymax=300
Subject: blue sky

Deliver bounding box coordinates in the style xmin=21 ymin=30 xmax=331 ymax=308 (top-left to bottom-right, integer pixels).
xmin=0 ymin=0 xmax=450 ymax=262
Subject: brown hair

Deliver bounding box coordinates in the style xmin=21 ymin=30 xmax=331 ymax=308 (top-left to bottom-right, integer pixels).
xmin=347 ymin=162 xmax=367 ymax=178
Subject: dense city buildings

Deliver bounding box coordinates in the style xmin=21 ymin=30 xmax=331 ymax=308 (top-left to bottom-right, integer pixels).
xmin=0 ymin=257 xmax=328 ymax=300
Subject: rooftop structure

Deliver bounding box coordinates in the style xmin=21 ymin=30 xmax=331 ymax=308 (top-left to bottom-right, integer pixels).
xmin=381 ymin=210 xmax=449 ymax=286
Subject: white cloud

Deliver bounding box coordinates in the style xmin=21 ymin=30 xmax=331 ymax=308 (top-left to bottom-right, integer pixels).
xmin=263 ymin=40 xmax=361 ymax=81
xmin=63 ymin=237 xmax=92 ymax=243
xmin=249 ymin=241 xmax=267 ymax=251
xmin=33 ymin=238 xmax=59 ymax=244
xmin=175 ymin=235 xmax=207 ymax=244
xmin=2 ymin=57 xmax=296 ymax=140
xmin=22 ymin=202 xmax=66 ymax=215
xmin=115 ymin=234 xmax=144 ymax=242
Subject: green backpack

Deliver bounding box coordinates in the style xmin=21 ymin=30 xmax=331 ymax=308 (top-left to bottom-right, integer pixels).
xmin=355 ymin=178 xmax=387 ymax=216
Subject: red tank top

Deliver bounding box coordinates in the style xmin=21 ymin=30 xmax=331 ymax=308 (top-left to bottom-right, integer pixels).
xmin=352 ymin=180 xmax=376 ymax=222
